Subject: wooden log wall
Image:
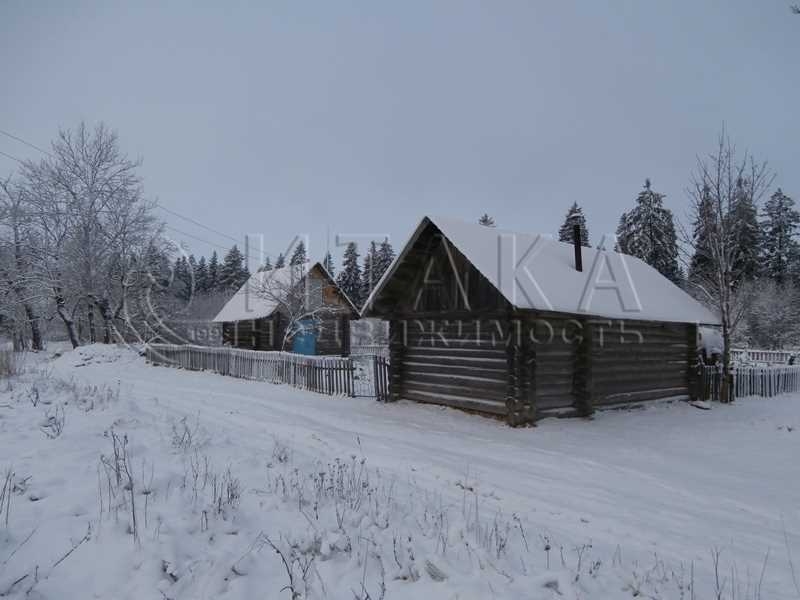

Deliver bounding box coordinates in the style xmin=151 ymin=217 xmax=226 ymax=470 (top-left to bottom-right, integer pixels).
xmin=222 ymin=318 xmax=276 ymax=351
xmin=589 ymin=320 xmax=690 ymax=406
xmin=391 ymin=318 xmax=509 ymax=416
xmin=505 ymin=319 xmax=535 ymax=425
xmin=572 ymin=319 xmax=593 ymax=416
xmin=221 ymin=312 xmax=352 ymax=355
xmin=388 ymin=320 xmax=405 ymax=402
xmin=531 ymin=316 xmax=579 ymax=413
xmin=315 ymin=314 xmax=350 ymax=356
xmin=388 ymin=314 xmax=695 ymax=423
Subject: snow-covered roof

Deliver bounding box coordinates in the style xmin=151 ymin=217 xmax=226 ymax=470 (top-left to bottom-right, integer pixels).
xmin=212 ymin=262 xmax=358 ymax=323
xmin=363 ymin=216 xmax=720 ymax=325
xmin=212 ymin=264 xmax=298 ymax=323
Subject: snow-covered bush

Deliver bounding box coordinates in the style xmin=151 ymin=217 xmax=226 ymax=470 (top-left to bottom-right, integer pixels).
xmin=742 ymin=279 xmax=800 ymax=349
xmin=0 ymin=467 xmax=13 ymax=529
xmin=40 ymin=405 xmax=66 ymax=438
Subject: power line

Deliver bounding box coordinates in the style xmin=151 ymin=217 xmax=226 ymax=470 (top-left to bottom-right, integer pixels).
xmin=0 ymin=126 xmax=273 ymax=263
xmin=0 ymin=129 xmax=52 ymax=157
xmin=162 ymin=224 xmax=270 ymax=265
xmin=0 ymin=149 xmax=24 ymax=164
xmin=163 ymin=224 xmax=232 ymax=253
xmin=154 ymin=202 xmax=241 ymax=244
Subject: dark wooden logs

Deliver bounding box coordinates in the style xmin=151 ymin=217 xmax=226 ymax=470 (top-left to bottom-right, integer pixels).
xmin=687 ymin=323 xmax=698 ymax=400
xmin=573 ymin=319 xmax=594 ymax=417
xmin=505 ymin=318 xmax=536 ymax=426
xmin=388 ymin=319 xmax=405 ymax=402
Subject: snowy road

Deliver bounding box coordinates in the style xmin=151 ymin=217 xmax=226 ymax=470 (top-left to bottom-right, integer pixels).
xmin=49 ymin=345 xmax=800 ymax=598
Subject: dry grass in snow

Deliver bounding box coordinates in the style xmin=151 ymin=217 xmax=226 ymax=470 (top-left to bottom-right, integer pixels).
xmin=0 ymin=344 xmax=798 ymax=599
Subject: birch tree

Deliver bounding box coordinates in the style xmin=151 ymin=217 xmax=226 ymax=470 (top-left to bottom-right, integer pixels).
xmin=685 ymin=130 xmax=774 ymax=400
xmin=255 ymin=264 xmax=340 ymax=351
xmin=20 ymin=122 xmax=160 ymax=347
xmin=0 ymin=178 xmax=44 ymax=349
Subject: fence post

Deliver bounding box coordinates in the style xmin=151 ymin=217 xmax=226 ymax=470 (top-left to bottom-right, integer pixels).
xmin=347 ymin=358 xmax=355 ymax=397
xmin=727 ymin=372 xmax=735 ymax=403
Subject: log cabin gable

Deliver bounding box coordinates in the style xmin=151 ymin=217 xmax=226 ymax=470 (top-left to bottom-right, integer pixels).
xmin=372 ymin=223 xmax=511 ymax=317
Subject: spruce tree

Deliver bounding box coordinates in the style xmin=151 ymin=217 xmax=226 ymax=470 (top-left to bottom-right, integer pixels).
xmin=207 ymin=251 xmax=219 ymax=292
xmin=616 ymin=179 xmax=682 ymax=283
xmin=688 ymin=185 xmax=717 ymax=288
xmin=360 ymin=241 xmax=378 ymax=305
xmin=322 ymin=251 xmax=335 ymax=277
xmin=173 ymin=256 xmax=192 ymax=301
xmin=144 ymin=244 xmax=173 ymax=298
xmin=260 ymin=256 xmax=273 ymax=272
xmin=375 ymin=238 xmax=395 ymax=282
xmin=220 ymin=245 xmax=248 ymax=289
xmin=761 ymin=188 xmax=800 ymax=284
xmin=558 ymin=202 xmax=590 ymax=247
xmin=614 ymin=212 xmax=628 ymax=253
xmin=478 ymin=213 xmax=496 ymax=227
xmin=274 ymin=253 xmax=286 ymax=269
xmin=336 ymin=242 xmax=361 ymax=307
xmin=196 ymin=256 xmax=209 ymax=292
xmin=290 ymin=240 xmax=307 ymax=266
xmin=728 ymin=178 xmax=761 ymax=282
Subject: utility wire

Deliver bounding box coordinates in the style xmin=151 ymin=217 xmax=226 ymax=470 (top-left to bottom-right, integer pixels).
xmin=163 ymin=224 xmax=237 ymax=254
xmin=0 ymin=127 xmax=272 ymax=263
xmin=154 ymin=202 xmax=241 ymax=245
xmin=0 ymin=128 xmax=52 ymax=156
xmin=0 ymin=149 xmax=24 ymax=164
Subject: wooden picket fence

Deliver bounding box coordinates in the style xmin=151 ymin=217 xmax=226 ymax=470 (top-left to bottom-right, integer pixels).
xmin=373 ymin=355 xmax=391 ymax=402
xmin=730 ymin=348 xmax=796 ymax=365
xmin=699 ymin=364 xmax=800 ymax=402
xmin=146 ymin=344 xmax=356 ymax=396
xmin=351 ymin=344 xmax=390 ymax=357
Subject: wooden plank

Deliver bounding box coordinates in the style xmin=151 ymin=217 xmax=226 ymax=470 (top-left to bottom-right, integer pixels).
xmin=404 ymin=350 xmax=507 ymax=363
xmin=403 ymin=380 xmax=507 ymax=402
xmin=593 ymin=378 xmax=687 ymax=392
xmin=536 ymin=381 xmax=574 ymax=395
xmin=595 ymin=386 xmax=688 ymax=405
xmin=592 ymin=364 xmax=687 ymax=377
xmin=404 ymin=371 xmax=506 ymax=392
xmin=537 ymin=393 xmax=575 ymax=409
xmin=401 ymin=390 xmax=508 ymax=415
xmin=402 ymin=362 xmax=507 ymax=380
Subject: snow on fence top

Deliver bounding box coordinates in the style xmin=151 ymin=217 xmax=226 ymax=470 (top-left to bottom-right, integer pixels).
xmin=364 ymin=215 xmax=720 ymax=325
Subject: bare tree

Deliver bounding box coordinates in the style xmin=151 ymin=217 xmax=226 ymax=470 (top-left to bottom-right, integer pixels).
xmin=19 ymin=122 xmax=160 ymax=347
xmin=255 ymin=264 xmax=341 ymax=351
xmin=18 ymin=163 xmax=81 ymax=347
xmin=0 ymin=177 xmax=44 ymax=349
xmin=684 ymin=129 xmax=774 ymax=400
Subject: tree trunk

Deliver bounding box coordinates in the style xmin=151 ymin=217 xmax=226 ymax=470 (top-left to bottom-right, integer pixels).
xmin=23 ymin=304 xmax=43 ymax=351
xmin=10 ymin=212 xmax=43 ymax=351
xmin=721 ymin=317 xmax=732 ymax=403
xmin=55 ymin=292 xmax=80 ymax=349
xmin=87 ymin=303 xmax=97 ymax=343
xmin=12 ymin=328 xmax=25 ymax=351
xmin=91 ymin=296 xmax=114 ymax=344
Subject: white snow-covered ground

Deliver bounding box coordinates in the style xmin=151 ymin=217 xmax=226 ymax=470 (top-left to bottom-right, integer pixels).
xmin=1 ymin=344 xmax=799 ymax=599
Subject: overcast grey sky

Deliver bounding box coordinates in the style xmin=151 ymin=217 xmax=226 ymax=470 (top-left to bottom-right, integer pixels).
xmin=2 ymin=1 xmax=798 ymax=269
